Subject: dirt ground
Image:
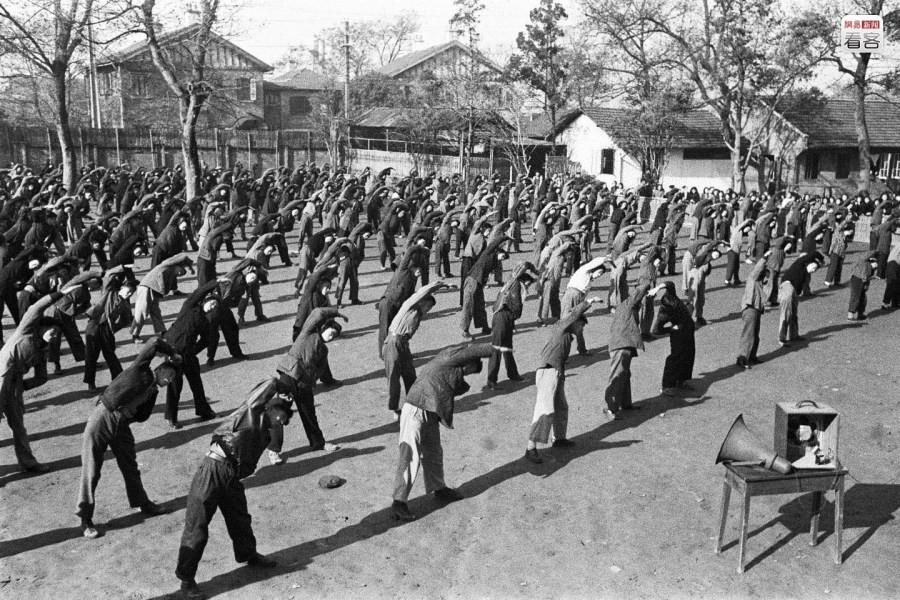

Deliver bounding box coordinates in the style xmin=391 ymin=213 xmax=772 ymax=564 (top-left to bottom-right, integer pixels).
xmin=1 ymin=223 xmax=899 ymax=600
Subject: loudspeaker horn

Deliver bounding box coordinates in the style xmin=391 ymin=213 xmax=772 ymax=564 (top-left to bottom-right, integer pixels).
xmin=716 ymin=414 xmax=793 ymax=474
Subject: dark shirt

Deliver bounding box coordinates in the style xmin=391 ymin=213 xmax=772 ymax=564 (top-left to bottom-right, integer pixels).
xmin=165 ymin=306 xmax=212 ymax=355
xmin=100 ymin=337 xmax=174 ymax=422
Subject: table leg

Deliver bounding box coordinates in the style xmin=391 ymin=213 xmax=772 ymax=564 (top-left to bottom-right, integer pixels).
xmin=715 ymin=480 xmax=731 ymax=554
xmin=834 ymin=476 xmax=844 ymax=565
xmin=738 ymin=489 xmax=750 ymax=574
xmin=810 ymin=491 xmax=822 ymax=546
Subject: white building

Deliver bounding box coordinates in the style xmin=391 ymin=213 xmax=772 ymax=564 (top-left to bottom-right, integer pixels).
xmin=546 ymin=107 xmax=757 ymax=192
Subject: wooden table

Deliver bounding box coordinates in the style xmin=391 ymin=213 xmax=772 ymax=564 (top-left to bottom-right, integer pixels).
xmin=715 ymin=464 xmax=847 ymax=573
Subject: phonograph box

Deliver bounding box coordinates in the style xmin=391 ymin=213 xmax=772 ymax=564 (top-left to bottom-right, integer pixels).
xmin=774 ymin=401 xmax=840 ymax=470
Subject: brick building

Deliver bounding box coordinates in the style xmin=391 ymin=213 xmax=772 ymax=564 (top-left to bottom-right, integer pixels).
xmin=96 ymin=24 xmax=272 ymax=131
xmin=262 ymin=68 xmax=335 ymax=130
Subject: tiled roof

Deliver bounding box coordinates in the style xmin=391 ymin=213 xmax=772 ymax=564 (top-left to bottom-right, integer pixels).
xmin=100 ymin=24 xmax=272 ymax=71
xmin=785 ymin=99 xmax=900 ymax=148
xmin=581 ymin=107 xmax=727 ymax=149
xmin=265 ymin=69 xmax=333 ymax=91
xmin=374 ymin=40 xmax=502 ymax=78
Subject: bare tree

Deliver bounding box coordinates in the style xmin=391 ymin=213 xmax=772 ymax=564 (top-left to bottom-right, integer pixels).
xmin=0 ymin=0 xmax=104 ymax=189
xmin=584 ymin=0 xmax=832 ymax=191
xmin=137 ymin=0 xmax=219 ymax=201
xmin=827 ymin=0 xmax=891 ymax=192
xmin=362 ymin=13 xmax=421 ymax=66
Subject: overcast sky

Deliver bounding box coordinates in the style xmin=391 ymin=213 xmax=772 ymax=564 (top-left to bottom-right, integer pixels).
xmin=226 ymin=0 xmax=576 ymax=66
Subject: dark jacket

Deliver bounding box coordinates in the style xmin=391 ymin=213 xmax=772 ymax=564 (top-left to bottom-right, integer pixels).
xmin=100 ymin=337 xmax=175 ymax=422
xmin=210 ymin=380 xmax=279 ymax=479
xmin=404 ymin=343 xmax=492 ymax=428
xmin=608 ymin=284 xmax=650 ymax=353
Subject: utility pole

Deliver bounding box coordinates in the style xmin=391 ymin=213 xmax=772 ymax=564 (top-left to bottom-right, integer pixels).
xmin=343 ymin=20 xmax=351 ymax=167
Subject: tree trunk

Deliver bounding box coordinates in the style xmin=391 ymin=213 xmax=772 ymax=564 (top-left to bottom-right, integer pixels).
xmin=180 ymin=96 xmax=202 ymax=201
xmin=52 ymin=70 xmax=77 ymax=191
xmin=853 ymin=54 xmax=872 ymax=193
xmin=731 ymin=129 xmax=743 ymax=194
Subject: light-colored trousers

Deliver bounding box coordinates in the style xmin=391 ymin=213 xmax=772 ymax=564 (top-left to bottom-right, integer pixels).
xmin=777 ymin=281 xmax=799 ymax=341
xmin=131 ymin=285 xmax=165 ymax=338
xmin=529 ymin=368 xmax=568 ymax=444
xmin=392 ymin=403 xmax=446 ymax=502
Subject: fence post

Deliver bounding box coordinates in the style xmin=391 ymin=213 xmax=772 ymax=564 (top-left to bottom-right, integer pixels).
xmin=115 ymin=128 xmax=121 ymax=165
xmin=214 ymin=128 xmax=220 ymax=168
xmin=306 ymin=130 xmax=312 ymax=164
xmin=79 ymin=127 xmax=85 ymax=166
xmin=149 ymin=127 xmax=155 ymax=169
xmin=274 ymin=129 xmax=281 ymax=170
xmin=246 ymin=131 xmax=252 ymax=171
xmin=46 ymin=128 xmax=52 ymax=165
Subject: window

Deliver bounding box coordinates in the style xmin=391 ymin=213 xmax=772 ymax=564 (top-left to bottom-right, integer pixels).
xmin=289 ymin=95 xmax=311 ymax=116
xmin=236 ymin=77 xmax=251 ymax=101
xmin=265 ymin=93 xmax=279 ymax=107
xmin=600 ymin=148 xmax=615 ymax=175
xmin=804 ymin=152 xmax=820 ymax=180
xmin=835 ymin=150 xmax=857 ymax=179
xmin=100 ymin=71 xmax=114 ymax=96
xmin=131 ymin=73 xmax=150 ymax=97
xmin=683 ymin=147 xmax=731 ymax=160
xmin=892 ymin=155 xmax=900 ymax=179
xmin=878 ymin=153 xmax=891 ymax=178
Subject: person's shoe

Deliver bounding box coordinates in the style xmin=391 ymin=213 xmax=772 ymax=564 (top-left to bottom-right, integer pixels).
xmin=350 ymin=299 xmax=363 ymax=305
xmin=257 ymin=315 xmax=270 ymax=322
xmin=483 ymin=381 xmax=499 ymax=391
xmin=602 ymin=409 xmax=623 ymax=422
xmin=509 ymin=374 xmax=525 ymax=382
xmin=392 ymin=500 xmax=417 ymax=521
xmin=179 ymin=579 xmax=206 ymax=600
xmin=552 ymin=438 xmax=575 ymax=448
xmin=246 ymin=552 xmax=277 ymax=569
xmin=23 ymin=462 xmax=50 ymax=474
xmin=205 ymin=357 xmax=215 ymax=367
xmin=140 ymin=501 xmax=166 ymax=516
xmin=525 ymin=448 xmax=543 ymax=463
xmin=794 ymin=336 xmax=806 ymax=342
xmin=434 ymin=487 xmax=464 ymax=502
xmin=320 ymin=378 xmax=343 ymax=388
xmin=393 ymin=410 xmax=401 ymax=422
xmin=768 ymin=301 xmax=779 ymax=307
xmin=694 ymin=317 xmax=707 ymax=327
xmin=52 ymin=361 xmax=62 ymax=374
xmin=268 ymin=450 xmax=285 ymax=466
xmin=132 ymin=336 xmax=143 ymax=345
xmin=621 ymin=405 xmax=642 ymax=411
xmin=168 ymin=419 xmax=182 ymax=430
xmin=859 ymin=314 xmax=868 ymax=321
xmin=86 ymin=383 xmax=96 ymax=391
xmin=661 ymin=387 xmax=677 ymax=397
xmin=779 ymin=338 xmax=791 ymax=347
xmin=170 ymin=289 xmax=185 ymax=297
xmin=748 ymin=357 xmax=764 ymax=365
xmin=81 ymin=519 xmax=100 ymax=539
xmin=736 ymin=356 xmax=749 ymax=369
xmin=312 ymin=442 xmax=340 ymax=453
xmin=823 ymin=281 xmax=834 ymax=288
xmin=883 ymin=303 xmax=892 ymax=310
xmin=238 ymin=316 xmax=246 ymax=325
xmin=232 ymin=353 xmax=248 ymax=361
xmin=579 ymin=349 xmax=594 ymax=356
xmin=481 ymin=327 xmax=492 ymax=336
xmin=197 ymin=409 xmax=217 ymax=421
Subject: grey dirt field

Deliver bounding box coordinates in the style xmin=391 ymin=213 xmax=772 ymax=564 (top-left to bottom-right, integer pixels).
xmin=1 ymin=226 xmax=898 ymax=600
